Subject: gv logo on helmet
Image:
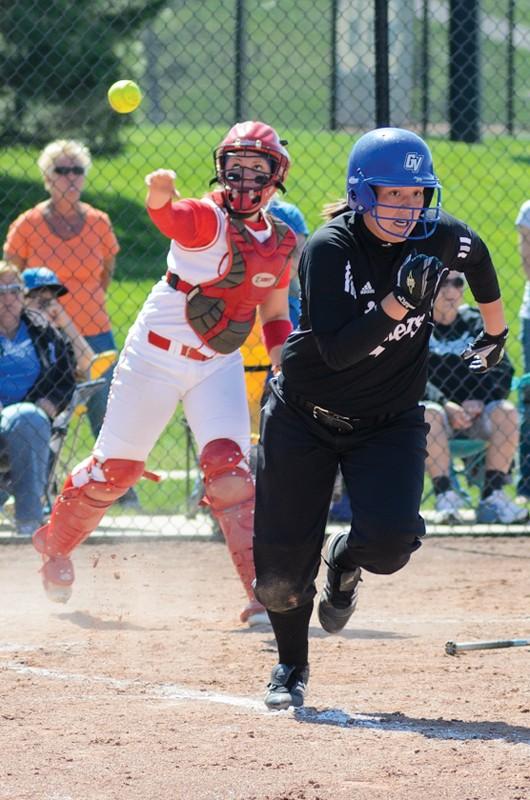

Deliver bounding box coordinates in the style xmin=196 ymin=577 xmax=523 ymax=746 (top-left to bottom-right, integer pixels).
xmin=252 ymin=273 xmax=276 ymax=288
xmin=404 ymin=152 xmax=424 ymax=172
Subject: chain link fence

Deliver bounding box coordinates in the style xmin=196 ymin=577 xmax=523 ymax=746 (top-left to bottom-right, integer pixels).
xmin=1 ymin=0 xmax=529 ymax=536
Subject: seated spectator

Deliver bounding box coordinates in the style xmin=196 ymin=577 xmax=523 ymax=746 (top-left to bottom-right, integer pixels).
xmin=424 ymin=271 xmax=527 ymax=524
xmin=0 ymin=262 xmax=76 ymax=536
xmin=515 ymin=199 xmax=530 ymax=498
xmin=22 ymin=266 xmax=96 ymax=379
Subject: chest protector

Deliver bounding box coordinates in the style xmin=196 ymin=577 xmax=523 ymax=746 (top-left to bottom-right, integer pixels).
xmin=168 ymin=195 xmax=297 ymax=354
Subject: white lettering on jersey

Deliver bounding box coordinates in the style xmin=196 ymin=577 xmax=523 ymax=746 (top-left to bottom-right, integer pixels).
xmin=457 ymin=235 xmax=472 ymax=260
xmin=360 ymin=281 xmax=375 ymax=295
xmin=344 ymin=261 xmax=357 ymax=297
xmin=369 ymin=312 xmax=426 ymax=358
xmin=404 ymin=152 xmax=424 ymax=172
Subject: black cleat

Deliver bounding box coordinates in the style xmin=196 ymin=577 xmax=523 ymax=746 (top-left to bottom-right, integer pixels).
xmin=264 ymin=663 xmax=310 ymax=711
xmin=318 ymin=531 xmax=362 ymax=634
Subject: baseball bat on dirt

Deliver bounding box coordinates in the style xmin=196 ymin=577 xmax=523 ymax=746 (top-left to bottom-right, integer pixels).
xmin=445 ymin=638 xmax=530 ymax=655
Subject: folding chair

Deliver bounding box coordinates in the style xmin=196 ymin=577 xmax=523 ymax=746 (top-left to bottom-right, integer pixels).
xmin=0 ymin=351 xmax=118 ymax=525
xmin=45 ymin=350 xmax=118 ymax=505
xmin=448 ymin=436 xmax=487 ymax=505
xmin=0 ymin=453 xmax=12 ymax=518
xmin=421 ymin=435 xmax=487 ymax=508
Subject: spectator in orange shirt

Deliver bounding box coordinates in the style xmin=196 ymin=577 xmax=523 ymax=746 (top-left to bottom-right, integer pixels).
xmin=3 ymin=139 xmax=119 ymax=439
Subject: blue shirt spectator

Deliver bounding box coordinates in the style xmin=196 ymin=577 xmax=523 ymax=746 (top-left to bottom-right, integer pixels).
xmin=0 ymin=319 xmax=42 ymax=404
xmin=515 ymin=200 xmax=530 ymax=498
xmin=267 ymin=195 xmax=310 ymax=327
xmin=0 ymin=262 xmax=76 ymax=536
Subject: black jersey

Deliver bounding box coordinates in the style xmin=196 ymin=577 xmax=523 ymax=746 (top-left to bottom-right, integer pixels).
xmin=281 ymin=210 xmax=500 ymax=417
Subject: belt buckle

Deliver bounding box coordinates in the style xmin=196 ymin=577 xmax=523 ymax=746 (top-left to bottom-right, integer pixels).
xmin=312 ymin=405 xmax=354 ymax=434
xmin=312 ymin=404 xmax=328 ymax=421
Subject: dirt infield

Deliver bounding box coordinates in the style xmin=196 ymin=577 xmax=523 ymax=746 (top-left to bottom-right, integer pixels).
xmin=1 ymin=536 xmax=529 ymax=800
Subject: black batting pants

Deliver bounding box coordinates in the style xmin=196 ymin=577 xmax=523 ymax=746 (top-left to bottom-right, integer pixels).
xmin=254 ymin=383 xmax=428 ymax=614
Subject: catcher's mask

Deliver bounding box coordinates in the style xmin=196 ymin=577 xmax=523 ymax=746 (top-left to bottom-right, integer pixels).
xmin=346 ymin=127 xmax=442 ymax=240
xmin=212 ymin=121 xmax=290 ymax=218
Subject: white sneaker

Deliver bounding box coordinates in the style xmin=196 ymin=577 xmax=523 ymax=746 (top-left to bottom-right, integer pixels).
xmin=240 ymin=599 xmax=270 ymax=627
xmin=476 ymin=489 xmax=529 ymax=524
xmin=433 ymin=490 xmax=464 ymax=524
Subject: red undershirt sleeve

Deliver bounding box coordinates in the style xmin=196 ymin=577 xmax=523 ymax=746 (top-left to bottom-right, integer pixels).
xmin=147 ymin=199 xmax=219 ymax=248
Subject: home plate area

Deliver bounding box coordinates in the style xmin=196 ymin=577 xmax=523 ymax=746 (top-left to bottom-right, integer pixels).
xmin=0 ymin=538 xmax=528 ymax=800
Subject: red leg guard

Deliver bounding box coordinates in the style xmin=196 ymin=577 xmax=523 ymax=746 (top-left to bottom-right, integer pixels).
xmin=40 ymin=555 xmax=75 ymax=604
xmin=200 ymin=439 xmax=257 ymax=604
xmin=33 ymin=457 xmax=145 ymax=558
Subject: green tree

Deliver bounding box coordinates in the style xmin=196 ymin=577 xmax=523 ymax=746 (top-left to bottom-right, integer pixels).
xmin=0 ymin=0 xmax=166 ymax=151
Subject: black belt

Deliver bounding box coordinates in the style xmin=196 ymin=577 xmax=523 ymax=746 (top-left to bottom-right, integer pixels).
xmin=282 ymin=387 xmax=390 ymax=434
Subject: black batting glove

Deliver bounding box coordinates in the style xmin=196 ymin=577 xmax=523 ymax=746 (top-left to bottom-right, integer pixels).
xmin=461 ymin=328 xmax=509 ymax=373
xmin=393 ymin=252 xmax=446 ymax=311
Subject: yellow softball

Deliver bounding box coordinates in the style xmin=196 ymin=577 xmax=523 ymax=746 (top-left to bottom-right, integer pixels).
xmin=107 ymin=80 xmax=142 ymax=114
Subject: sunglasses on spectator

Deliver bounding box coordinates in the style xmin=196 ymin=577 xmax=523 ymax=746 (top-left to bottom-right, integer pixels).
xmin=441 ymin=276 xmax=465 ymax=288
xmin=0 ymin=284 xmax=23 ymax=295
xmin=53 ymin=165 xmax=85 ymax=176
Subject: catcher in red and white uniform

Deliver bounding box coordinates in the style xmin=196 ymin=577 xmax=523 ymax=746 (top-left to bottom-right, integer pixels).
xmin=33 ymin=121 xmax=297 ymax=626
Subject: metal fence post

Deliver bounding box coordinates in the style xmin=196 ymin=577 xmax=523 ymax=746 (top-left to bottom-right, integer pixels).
xmin=330 ymin=0 xmax=338 ymax=131
xmin=374 ymin=0 xmax=390 ymax=128
xmin=449 ymin=0 xmax=481 ymax=143
xmin=506 ymin=0 xmax=515 ymax=135
xmin=420 ymin=0 xmax=430 ymax=137
xmin=235 ymin=0 xmax=246 ymax=121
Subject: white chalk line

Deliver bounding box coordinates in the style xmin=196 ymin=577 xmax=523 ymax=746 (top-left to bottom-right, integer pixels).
xmin=0 ymin=651 xmax=265 ymax=712
xmin=0 ymin=642 xmax=379 ymax=724
xmin=0 ymin=641 xmax=86 ymax=654
xmin=0 ymin=658 xmax=389 ymax=731
xmin=2 ymin=643 xmax=528 ymax=744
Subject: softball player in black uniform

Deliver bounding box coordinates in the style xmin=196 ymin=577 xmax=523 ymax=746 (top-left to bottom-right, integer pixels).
xmin=253 ymin=127 xmax=509 ymax=710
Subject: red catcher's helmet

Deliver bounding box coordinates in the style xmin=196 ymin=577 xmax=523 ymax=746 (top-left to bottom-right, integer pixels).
xmin=213 ymin=121 xmax=291 ymax=217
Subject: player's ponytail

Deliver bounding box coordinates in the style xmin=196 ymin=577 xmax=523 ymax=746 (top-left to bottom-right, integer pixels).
xmin=321 ymin=199 xmax=350 ymax=220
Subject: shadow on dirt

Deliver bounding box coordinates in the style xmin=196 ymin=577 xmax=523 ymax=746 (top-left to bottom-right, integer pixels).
xmin=234 ymin=625 xmax=409 ymax=640
xmin=295 ymin=707 xmax=530 ymax=744
xmin=55 ymin=610 xmax=169 ymax=632
xmin=431 ymin=541 xmax=530 ymax=560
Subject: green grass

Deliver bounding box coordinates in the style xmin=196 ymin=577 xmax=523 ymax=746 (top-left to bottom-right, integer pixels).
xmin=139 ymin=2 xmax=530 ymax=133
xmin=2 ymin=123 xmax=529 ymax=322
xmin=56 ymin=410 xmax=195 ymax=514
xmin=482 ymin=0 xmax=530 ymax=28
xmin=1 ymin=124 xmax=530 ymax=512
xmin=93 ymin=125 xmax=530 ymax=362
xmin=419 ymin=19 xmax=530 ymax=130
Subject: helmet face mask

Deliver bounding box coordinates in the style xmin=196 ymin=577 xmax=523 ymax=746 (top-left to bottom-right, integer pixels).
xmin=346 ymin=128 xmax=442 ymax=240
xmin=220 ymin=149 xmax=279 ymax=216
xmin=213 ymin=121 xmax=290 ymax=217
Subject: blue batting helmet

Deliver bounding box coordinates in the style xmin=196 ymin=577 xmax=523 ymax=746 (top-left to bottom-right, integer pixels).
xmin=346 ymin=127 xmax=442 ymax=240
